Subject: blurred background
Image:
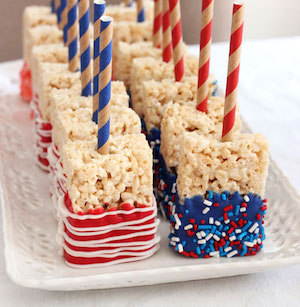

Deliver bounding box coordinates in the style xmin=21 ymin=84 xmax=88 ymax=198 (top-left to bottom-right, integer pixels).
xmin=0 ymin=0 xmax=299 ymax=62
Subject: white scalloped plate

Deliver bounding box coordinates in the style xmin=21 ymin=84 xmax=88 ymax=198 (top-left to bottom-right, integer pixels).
xmin=1 ymin=60 xmax=300 ymax=291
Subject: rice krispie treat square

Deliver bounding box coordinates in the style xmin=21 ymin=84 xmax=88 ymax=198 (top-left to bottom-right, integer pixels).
xmin=160 ymin=97 xmax=242 ymax=169
xmin=61 ymin=134 xmax=153 ymax=213
xmin=23 ymin=6 xmax=57 ymax=64
xmin=26 ymin=25 xmax=63 ymax=69
xmin=130 ymin=55 xmax=201 ymax=117
xmin=114 ymin=41 xmax=161 ymax=88
xmin=177 ymin=133 xmax=269 ymax=201
xmin=51 ymin=105 xmax=141 ymax=153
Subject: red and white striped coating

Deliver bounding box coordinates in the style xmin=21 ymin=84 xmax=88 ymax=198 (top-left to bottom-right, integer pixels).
xmin=153 ymin=0 xmax=162 ymax=48
xmin=162 ymin=0 xmax=172 ymax=62
xmin=196 ymin=0 xmax=214 ymax=113
xmin=168 ymin=0 xmax=184 ymax=81
xmin=222 ymin=3 xmax=244 ymax=142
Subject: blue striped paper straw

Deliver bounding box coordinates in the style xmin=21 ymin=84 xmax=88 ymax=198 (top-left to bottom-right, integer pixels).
xmin=67 ymin=0 xmax=79 ymax=72
xmin=55 ymin=0 xmax=62 ymax=27
xmin=137 ymin=0 xmax=145 ymax=22
xmin=51 ymin=0 xmax=55 ymax=13
xmin=60 ymin=0 xmax=68 ymax=45
xmin=78 ymin=0 xmax=91 ymax=96
xmin=97 ymin=16 xmax=113 ymax=154
xmin=92 ymin=0 xmax=106 ymax=123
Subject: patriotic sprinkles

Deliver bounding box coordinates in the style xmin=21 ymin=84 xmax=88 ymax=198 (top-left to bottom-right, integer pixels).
xmin=169 ymin=191 xmax=267 ymax=258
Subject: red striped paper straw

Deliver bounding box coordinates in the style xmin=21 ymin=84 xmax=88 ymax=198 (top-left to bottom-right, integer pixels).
xmin=222 ymin=2 xmax=245 ymax=142
xmin=153 ymin=0 xmax=162 ymax=48
xmin=196 ymin=0 xmax=214 ymax=113
xmin=162 ymin=0 xmax=172 ymax=62
xmin=168 ymin=0 xmax=184 ymax=81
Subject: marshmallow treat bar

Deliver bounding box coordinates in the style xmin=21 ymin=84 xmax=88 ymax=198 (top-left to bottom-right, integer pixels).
xmin=169 ymin=133 xmax=269 ymax=258
xmin=62 ymin=134 xmax=153 ymax=213
xmin=130 ymin=55 xmax=215 ymax=117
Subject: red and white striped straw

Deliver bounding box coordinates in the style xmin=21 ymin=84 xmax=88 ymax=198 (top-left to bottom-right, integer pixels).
xmin=168 ymin=0 xmax=184 ymax=81
xmin=162 ymin=0 xmax=172 ymax=62
xmin=196 ymin=0 xmax=214 ymax=113
xmin=222 ymin=2 xmax=245 ymax=142
xmin=153 ymin=0 xmax=162 ymax=48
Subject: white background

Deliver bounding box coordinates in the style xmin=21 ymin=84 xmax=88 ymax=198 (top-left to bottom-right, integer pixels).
xmin=0 ymin=38 xmax=300 ymax=306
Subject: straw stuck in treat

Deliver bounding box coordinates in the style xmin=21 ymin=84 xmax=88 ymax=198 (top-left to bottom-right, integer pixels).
xmin=153 ymin=0 xmax=162 ymax=48
xmin=78 ymin=0 xmax=92 ymax=96
xmin=61 ymin=0 xmax=68 ymax=45
xmin=67 ymin=0 xmax=79 ymax=72
xmin=137 ymin=0 xmax=145 ymax=22
xmin=97 ymin=16 xmax=113 ymax=154
xmin=55 ymin=0 xmax=61 ymax=26
xmin=162 ymin=0 xmax=172 ymax=62
xmin=196 ymin=0 xmax=214 ymax=113
xmin=93 ymin=0 xmax=106 ymax=123
xmin=222 ymin=2 xmax=244 ymax=142
xmin=168 ymin=0 xmax=184 ymax=81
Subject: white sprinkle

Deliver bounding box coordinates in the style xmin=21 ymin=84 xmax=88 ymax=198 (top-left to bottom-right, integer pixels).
xmin=198 ymin=239 xmax=206 ymax=244
xmin=254 ymin=228 xmax=259 ymax=234
xmin=235 ymin=229 xmax=242 ymax=234
xmin=205 ymin=233 xmax=213 ymax=241
xmin=172 ymin=204 xmax=176 ymax=215
xmin=171 ymin=183 xmax=177 ymax=194
xmin=209 ymin=217 xmax=214 ymax=224
xmin=227 ymin=250 xmax=238 ymax=258
xmin=171 ymin=236 xmax=180 ymax=242
xmin=153 ymin=159 xmax=159 ymax=163
xmin=215 ymin=220 xmax=221 ymax=226
xmin=222 ymin=232 xmax=226 ymax=237
xmin=213 ymin=234 xmax=220 ymax=241
xmin=229 ymin=235 xmax=236 ymax=241
xmin=155 ymin=139 xmax=161 ymax=144
xmin=171 ymin=228 xmax=174 ymax=234
xmin=244 ymin=241 xmax=254 ymax=247
xmin=257 ymin=238 xmax=262 ymax=244
xmin=204 ymin=200 xmax=213 ymax=206
xmin=164 ymin=195 xmax=169 ymax=202
xmin=244 ymin=195 xmax=250 ymax=202
xmin=249 ymin=222 xmax=259 ymax=233
xmin=150 ymin=141 xmax=155 ymax=149
xmin=184 ymin=224 xmax=193 ymax=230
xmin=224 ymin=246 xmax=232 ymax=252
xmin=253 ymin=239 xmax=257 ymax=245
xmin=200 ymin=231 xmax=206 ymax=237
xmin=174 ymin=214 xmax=181 ymax=230
xmin=178 ymin=244 xmax=183 ymax=253
xmin=210 ymin=251 xmax=220 ymax=257
xmin=196 ymin=232 xmax=203 ymax=239
xmin=168 ymin=201 xmax=173 ymax=206
xmin=169 ymin=241 xmax=176 ymax=246
xmin=202 ymin=207 xmax=210 ymax=215
xmin=240 ymin=207 xmax=246 ymax=212
xmin=225 ymin=219 xmax=230 ymax=224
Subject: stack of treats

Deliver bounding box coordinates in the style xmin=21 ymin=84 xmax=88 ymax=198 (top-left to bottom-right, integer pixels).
xmin=20 ymin=0 xmax=269 ymax=264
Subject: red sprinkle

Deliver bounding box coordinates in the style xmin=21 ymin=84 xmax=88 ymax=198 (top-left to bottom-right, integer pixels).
xmin=227 ymin=227 xmax=234 ymax=234
xmin=230 ymin=221 xmax=238 ymax=228
xmin=261 ymin=205 xmax=267 ymax=211
xmin=187 ymin=230 xmax=195 ymax=237
xmin=182 ymin=251 xmax=190 ymax=257
xmin=224 ymin=205 xmax=233 ymax=212
xmin=242 ymin=213 xmax=247 ymax=217
xmin=201 ymin=220 xmax=205 ymax=224
xmin=213 ymin=203 xmax=220 ymax=207
xmin=241 ymin=202 xmax=248 ymax=208
xmin=263 ymin=199 xmax=268 ymax=203
xmin=190 ymin=252 xmax=198 ymax=258
xmin=178 ymin=213 xmax=183 ymax=218
xmin=193 ymin=224 xmax=198 ymax=231
xmin=189 ymin=219 xmax=196 ymax=224
xmin=223 ymin=213 xmax=229 ymax=220
xmin=256 ymin=214 xmax=261 ymax=220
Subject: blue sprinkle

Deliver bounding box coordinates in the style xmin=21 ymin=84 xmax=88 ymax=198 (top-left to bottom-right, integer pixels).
xmin=215 ymin=230 xmax=222 ymax=236
xmin=235 ymin=205 xmax=240 ymax=216
xmin=250 ymin=234 xmax=254 ymax=242
xmin=219 ymin=216 xmax=224 ymax=221
xmin=182 ymin=241 xmax=187 ymax=247
xmin=174 ymin=245 xmax=178 ymax=252
xmin=201 ymin=244 xmax=206 ymax=250
xmin=254 ymin=233 xmax=259 ymax=239
xmin=196 ymin=247 xmax=201 ymax=255
xmin=198 ymin=225 xmax=212 ymax=230
xmin=193 ymin=239 xmax=197 ymax=243
xmin=237 ymin=232 xmax=247 ymax=240
xmin=205 ymin=248 xmax=210 ymax=253
xmin=170 ymin=215 xmax=176 ymax=222
xmin=240 ymin=245 xmax=247 ymax=256
xmin=219 ymin=225 xmax=223 ymax=231
xmin=224 ymin=241 xmax=230 ymax=249
xmin=224 ymin=226 xmax=229 ymax=231
xmin=208 ymin=191 xmax=213 ymax=199
xmin=222 ymin=193 xmax=227 ymax=200
xmin=220 ymin=252 xmax=226 ymax=257
xmin=185 ymin=210 xmax=189 ymax=214
xmin=168 ymin=233 xmax=173 ymax=239
xmin=211 ymin=226 xmax=217 ymax=233
xmin=210 ymin=239 xmax=214 ymax=244
xmin=210 ymin=244 xmax=215 ymax=252
xmin=219 ymin=247 xmax=224 ymax=253
xmin=228 ymin=212 xmax=233 ymax=217
xmin=242 ymin=221 xmax=252 ymax=232
xmin=244 ymin=235 xmax=250 ymax=240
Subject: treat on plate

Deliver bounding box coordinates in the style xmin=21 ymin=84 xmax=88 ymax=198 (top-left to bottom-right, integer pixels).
xmin=169 ymin=2 xmax=269 ymax=258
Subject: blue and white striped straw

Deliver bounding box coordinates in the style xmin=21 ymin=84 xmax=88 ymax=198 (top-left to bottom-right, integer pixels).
xmin=137 ymin=0 xmax=145 ymax=22
xmin=67 ymin=0 xmax=79 ymax=72
xmin=97 ymin=16 xmax=113 ymax=154
xmin=92 ymin=0 xmax=106 ymax=123
xmin=61 ymin=0 xmax=68 ymax=45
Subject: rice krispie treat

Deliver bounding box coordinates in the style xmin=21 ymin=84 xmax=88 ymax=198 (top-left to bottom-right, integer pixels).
xmin=114 ymin=41 xmax=161 ymax=88
xmin=169 ymin=133 xmax=269 ymax=258
xmin=62 ymin=134 xmax=153 ymax=213
xmin=130 ymin=55 xmax=215 ymax=117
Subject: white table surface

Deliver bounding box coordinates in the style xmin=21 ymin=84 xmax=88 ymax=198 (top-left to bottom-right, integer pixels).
xmin=0 ymin=37 xmax=300 ymax=307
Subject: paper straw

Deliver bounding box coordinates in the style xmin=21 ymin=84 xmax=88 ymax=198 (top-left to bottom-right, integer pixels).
xmin=61 ymin=0 xmax=68 ymax=45
xmin=92 ymin=0 xmax=106 ymax=124
xmin=137 ymin=0 xmax=145 ymax=22
xmin=124 ymin=0 xmax=133 ymax=7
xmin=196 ymin=0 xmax=214 ymax=113
xmin=222 ymin=2 xmax=244 ymax=142
xmin=97 ymin=16 xmax=113 ymax=154
xmin=162 ymin=0 xmax=172 ymax=62
xmin=78 ymin=0 xmax=92 ymax=96
xmin=55 ymin=0 xmax=62 ymax=28
xmin=153 ymin=0 xmax=162 ymax=48
xmin=67 ymin=0 xmax=79 ymax=72
xmin=58 ymin=0 xmax=66 ymax=30
xmin=168 ymin=0 xmax=184 ymax=81
xmin=51 ymin=0 xmax=55 ymax=13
